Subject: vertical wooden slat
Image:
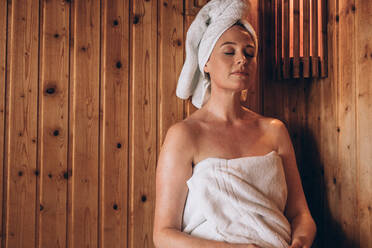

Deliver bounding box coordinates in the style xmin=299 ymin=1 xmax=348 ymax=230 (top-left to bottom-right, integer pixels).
xmin=100 ymin=0 xmax=129 ymax=247
xmin=356 ymin=0 xmax=372 ymax=247
xmin=303 ymin=0 xmax=310 ymax=77
xmin=130 ymin=0 xmax=157 ymax=247
xmin=338 ymin=0 xmax=358 ymax=245
xmin=68 ymin=0 xmax=100 ymax=247
xmin=277 ymin=0 xmax=282 ymax=79
xmin=158 ymin=0 xmax=184 ymax=149
xmin=312 ymin=0 xmax=319 ymax=77
xmin=38 ymin=0 xmax=70 ymax=247
xmin=321 ymin=0 xmax=328 ymax=77
xmin=283 ymin=0 xmax=290 ymax=79
xmin=0 ymin=0 xmax=7 ymax=245
xmin=270 ymin=0 xmax=277 ymax=79
xmin=293 ymin=0 xmax=300 ymax=78
xmin=5 ymin=0 xmax=40 ymax=247
xmin=321 ymin=0 xmax=339 ymax=245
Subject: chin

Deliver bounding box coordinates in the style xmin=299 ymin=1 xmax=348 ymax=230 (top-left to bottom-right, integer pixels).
xmin=232 ymin=79 xmax=249 ymax=89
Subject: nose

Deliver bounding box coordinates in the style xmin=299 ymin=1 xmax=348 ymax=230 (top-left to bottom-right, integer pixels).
xmin=236 ymin=53 xmax=248 ymax=65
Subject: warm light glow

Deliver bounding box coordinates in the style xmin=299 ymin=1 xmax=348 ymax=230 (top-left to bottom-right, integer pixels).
xmin=281 ymin=0 xmax=323 ymax=58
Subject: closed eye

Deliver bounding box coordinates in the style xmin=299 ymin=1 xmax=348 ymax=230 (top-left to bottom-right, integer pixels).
xmin=224 ymin=52 xmax=255 ymax=57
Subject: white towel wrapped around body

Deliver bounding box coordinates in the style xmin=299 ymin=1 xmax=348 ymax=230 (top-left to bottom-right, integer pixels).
xmin=182 ymin=150 xmax=292 ymax=248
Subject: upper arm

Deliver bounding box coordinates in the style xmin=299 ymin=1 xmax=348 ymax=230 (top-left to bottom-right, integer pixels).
xmin=153 ymin=122 xmax=196 ymax=235
xmin=271 ymin=119 xmax=312 ymax=222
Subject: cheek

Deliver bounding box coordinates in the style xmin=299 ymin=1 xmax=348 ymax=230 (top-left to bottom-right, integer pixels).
xmin=213 ymin=57 xmax=232 ymax=71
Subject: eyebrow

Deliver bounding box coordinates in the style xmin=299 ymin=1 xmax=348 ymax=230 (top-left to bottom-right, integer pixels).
xmin=220 ymin=41 xmax=255 ymax=48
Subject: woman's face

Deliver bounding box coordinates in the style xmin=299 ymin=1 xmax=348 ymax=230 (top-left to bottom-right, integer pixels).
xmin=204 ymin=25 xmax=257 ymax=92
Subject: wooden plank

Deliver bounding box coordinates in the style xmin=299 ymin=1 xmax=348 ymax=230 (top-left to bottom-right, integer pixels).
xmin=355 ymin=0 xmax=372 ymax=247
xmin=293 ymin=0 xmax=300 ymax=78
xmin=303 ymin=0 xmax=310 ymax=77
xmin=312 ymin=0 xmax=319 ymax=77
xmin=68 ymin=0 xmax=100 ymax=247
xmin=283 ymin=0 xmax=290 ymax=78
xmin=321 ymin=0 xmax=328 ymax=77
xmin=4 ymin=0 xmax=40 ymax=247
xmin=321 ymin=0 xmax=340 ymax=246
xmin=129 ymin=0 xmax=157 ymax=247
xmin=0 ymin=0 xmax=7 ymax=245
xmin=263 ymin=0 xmax=285 ymax=118
xmin=277 ymin=0 xmax=282 ymax=80
xmin=158 ymin=0 xmax=184 ymax=148
xmin=337 ymin=0 xmax=358 ymax=245
xmin=99 ymin=0 xmax=130 ymax=247
xmin=38 ymin=0 xmax=69 ymax=247
xmin=269 ymin=0 xmax=277 ymax=79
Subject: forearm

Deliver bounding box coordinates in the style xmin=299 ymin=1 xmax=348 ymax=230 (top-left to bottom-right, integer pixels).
xmin=290 ymin=213 xmax=317 ymax=247
xmin=153 ymin=228 xmax=245 ymax=248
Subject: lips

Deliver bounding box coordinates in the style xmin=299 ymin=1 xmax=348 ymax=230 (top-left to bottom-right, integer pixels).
xmin=232 ymin=71 xmax=249 ymax=76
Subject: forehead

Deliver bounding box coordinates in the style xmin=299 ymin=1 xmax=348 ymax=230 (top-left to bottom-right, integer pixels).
xmin=216 ymin=25 xmax=255 ymax=46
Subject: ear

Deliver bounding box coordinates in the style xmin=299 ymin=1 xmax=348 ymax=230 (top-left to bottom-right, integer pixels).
xmin=204 ymin=62 xmax=210 ymax=74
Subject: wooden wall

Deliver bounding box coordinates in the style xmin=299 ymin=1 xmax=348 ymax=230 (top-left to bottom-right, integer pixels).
xmin=261 ymin=0 xmax=372 ymax=247
xmin=0 ymin=0 xmax=206 ymax=247
xmin=0 ymin=0 xmax=371 ymax=248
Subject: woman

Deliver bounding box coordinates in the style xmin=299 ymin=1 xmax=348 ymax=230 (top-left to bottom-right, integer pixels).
xmin=153 ymin=1 xmax=316 ymax=248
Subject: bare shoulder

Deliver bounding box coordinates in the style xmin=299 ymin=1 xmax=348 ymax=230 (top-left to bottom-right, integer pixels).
xmin=262 ymin=117 xmax=287 ymax=132
xmin=159 ymin=120 xmax=198 ymax=169
xmin=261 ymin=117 xmax=295 ymax=158
xmin=255 ymin=116 xmax=290 ymax=150
xmin=162 ymin=120 xmax=198 ymax=152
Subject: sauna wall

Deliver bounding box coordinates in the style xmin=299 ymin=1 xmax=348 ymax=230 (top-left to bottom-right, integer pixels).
xmin=261 ymin=0 xmax=372 ymax=247
xmin=0 ymin=0 xmax=235 ymax=248
xmin=0 ymin=0 xmax=160 ymax=247
xmin=0 ymin=0 xmax=371 ymax=248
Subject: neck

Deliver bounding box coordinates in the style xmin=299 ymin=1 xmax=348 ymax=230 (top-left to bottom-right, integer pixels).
xmin=202 ymin=84 xmax=245 ymax=124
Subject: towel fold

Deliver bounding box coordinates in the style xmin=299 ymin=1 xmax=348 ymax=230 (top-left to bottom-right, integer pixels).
xmin=182 ymin=151 xmax=291 ymax=248
xmin=176 ymin=0 xmax=258 ymax=109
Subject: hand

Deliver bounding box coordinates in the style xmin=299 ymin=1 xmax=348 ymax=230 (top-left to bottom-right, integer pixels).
xmin=289 ymin=237 xmax=309 ymax=248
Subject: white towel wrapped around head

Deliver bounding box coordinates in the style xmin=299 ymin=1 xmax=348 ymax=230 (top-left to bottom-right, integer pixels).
xmin=176 ymin=0 xmax=258 ymax=109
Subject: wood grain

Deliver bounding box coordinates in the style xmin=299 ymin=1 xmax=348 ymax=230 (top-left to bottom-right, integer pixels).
xmin=4 ymin=0 xmax=40 ymax=247
xmin=276 ymin=0 xmax=283 ymax=80
xmin=68 ymin=0 xmax=100 ymax=247
xmin=355 ymin=0 xmax=372 ymax=247
xmin=38 ymin=0 xmax=70 ymax=247
xmin=320 ymin=0 xmax=341 ymax=246
xmin=321 ymin=0 xmax=328 ymax=77
xmin=293 ymin=0 xmax=300 ymax=78
xmin=283 ymin=0 xmax=290 ymax=79
xmin=0 ymin=0 xmax=7 ymax=245
xmin=337 ymin=0 xmax=358 ymax=245
xmin=129 ymin=0 xmax=157 ymax=247
xmin=312 ymin=0 xmax=319 ymax=77
xmin=99 ymin=0 xmax=130 ymax=247
xmin=0 ymin=1 xmax=370 ymax=247
xmin=303 ymin=0 xmax=310 ymax=77
xmin=158 ymin=0 xmax=184 ymax=149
